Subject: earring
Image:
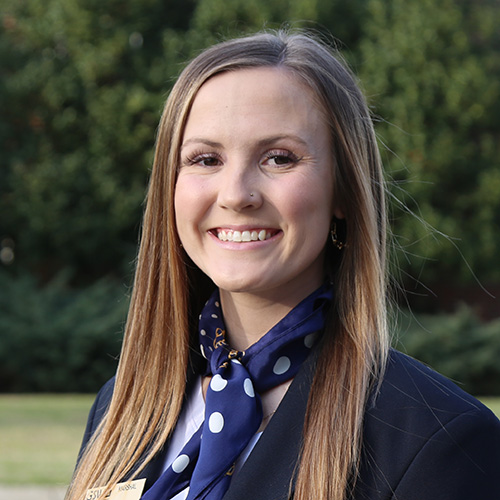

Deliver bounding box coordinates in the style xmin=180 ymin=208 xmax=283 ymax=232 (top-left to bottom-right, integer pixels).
xmin=330 ymin=222 xmax=346 ymax=250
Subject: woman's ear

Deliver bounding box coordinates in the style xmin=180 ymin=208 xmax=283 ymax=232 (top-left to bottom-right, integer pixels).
xmin=332 ymin=207 xmax=345 ymax=220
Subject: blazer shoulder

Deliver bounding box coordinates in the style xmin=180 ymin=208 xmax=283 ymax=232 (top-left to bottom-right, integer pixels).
xmin=79 ymin=377 xmax=116 ymax=455
xmin=355 ymin=349 xmax=500 ymax=499
xmin=367 ymin=348 xmax=500 ymax=447
xmin=374 ymin=349 xmax=494 ymax=416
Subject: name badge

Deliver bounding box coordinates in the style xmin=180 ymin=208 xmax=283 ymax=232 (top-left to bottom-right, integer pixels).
xmin=85 ymin=478 xmax=146 ymax=500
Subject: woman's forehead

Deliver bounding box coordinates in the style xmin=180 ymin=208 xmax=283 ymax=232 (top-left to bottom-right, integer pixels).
xmin=182 ymin=67 xmax=328 ymax=145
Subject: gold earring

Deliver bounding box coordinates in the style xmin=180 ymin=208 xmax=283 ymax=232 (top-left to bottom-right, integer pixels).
xmin=330 ymin=223 xmax=346 ymax=250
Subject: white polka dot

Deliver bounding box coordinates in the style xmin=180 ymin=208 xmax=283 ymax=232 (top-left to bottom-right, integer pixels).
xmin=215 ymin=301 xmax=220 ymax=307
xmin=200 ymin=345 xmax=206 ymax=359
xmin=243 ymin=378 xmax=255 ymax=397
xmin=172 ymin=454 xmax=190 ymax=473
xmin=209 ymin=412 xmax=224 ymax=433
xmin=211 ymin=314 xmax=218 ymax=319
xmin=210 ymin=374 xmax=228 ymax=392
xmin=200 ymin=329 xmax=206 ymax=336
xmin=273 ymin=356 xmax=291 ymax=375
xmin=304 ymin=333 xmax=317 ymax=348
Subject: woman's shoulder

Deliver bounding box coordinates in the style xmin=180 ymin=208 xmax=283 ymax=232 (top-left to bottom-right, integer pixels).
xmin=366 ymin=348 xmax=500 ymax=447
xmin=90 ymin=377 xmax=116 ymax=420
xmin=355 ymin=349 xmax=500 ymax=499
xmin=80 ymin=377 xmax=116 ymax=451
xmin=373 ymin=348 xmax=495 ymax=416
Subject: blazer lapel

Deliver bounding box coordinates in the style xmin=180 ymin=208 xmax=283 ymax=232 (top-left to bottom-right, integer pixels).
xmin=137 ymin=356 xmax=206 ymax=492
xmin=137 ymin=349 xmax=317 ymax=498
xmin=222 ymin=349 xmax=317 ymax=500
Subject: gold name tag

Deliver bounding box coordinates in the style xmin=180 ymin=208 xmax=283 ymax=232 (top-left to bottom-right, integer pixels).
xmin=85 ymin=478 xmax=146 ymax=500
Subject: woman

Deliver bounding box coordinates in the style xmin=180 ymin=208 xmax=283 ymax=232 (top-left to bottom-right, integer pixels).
xmin=67 ymin=31 xmax=500 ymax=500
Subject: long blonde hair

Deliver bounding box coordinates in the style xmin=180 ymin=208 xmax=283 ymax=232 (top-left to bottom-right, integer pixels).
xmin=67 ymin=30 xmax=388 ymax=500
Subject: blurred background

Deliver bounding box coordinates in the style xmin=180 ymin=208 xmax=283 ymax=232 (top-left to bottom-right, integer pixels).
xmin=1 ymin=0 xmax=499 ymax=491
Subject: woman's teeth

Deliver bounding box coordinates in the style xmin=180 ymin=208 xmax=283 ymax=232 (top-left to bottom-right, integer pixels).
xmin=217 ymin=229 xmax=272 ymax=242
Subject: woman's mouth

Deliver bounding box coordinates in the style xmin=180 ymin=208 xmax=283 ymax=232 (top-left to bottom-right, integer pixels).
xmin=214 ymin=228 xmax=275 ymax=243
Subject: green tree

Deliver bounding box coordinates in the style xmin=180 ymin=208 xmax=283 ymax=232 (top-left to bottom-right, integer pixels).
xmin=185 ymin=0 xmax=370 ymax=60
xmin=359 ymin=0 xmax=500 ymax=286
xmin=1 ymin=0 xmax=196 ymax=281
xmin=2 ymin=0 xmax=499 ymax=292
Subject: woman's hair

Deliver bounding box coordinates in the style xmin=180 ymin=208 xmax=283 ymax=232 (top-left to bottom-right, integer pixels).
xmin=67 ymin=30 xmax=389 ymax=500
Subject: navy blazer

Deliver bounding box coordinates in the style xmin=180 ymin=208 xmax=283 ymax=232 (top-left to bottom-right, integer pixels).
xmin=80 ymin=349 xmax=500 ymax=499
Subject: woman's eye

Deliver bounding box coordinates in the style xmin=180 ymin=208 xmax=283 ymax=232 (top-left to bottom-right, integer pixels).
xmin=199 ymin=156 xmax=220 ymax=167
xmin=183 ymin=153 xmax=222 ymax=167
xmin=270 ymin=155 xmax=291 ymax=165
xmin=263 ymin=150 xmax=300 ymax=168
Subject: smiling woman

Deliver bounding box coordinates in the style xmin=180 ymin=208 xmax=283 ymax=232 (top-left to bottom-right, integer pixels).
xmin=66 ymin=31 xmax=500 ymax=500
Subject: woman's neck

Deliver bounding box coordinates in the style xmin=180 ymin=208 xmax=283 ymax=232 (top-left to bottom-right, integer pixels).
xmin=219 ymin=288 xmax=311 ymax=351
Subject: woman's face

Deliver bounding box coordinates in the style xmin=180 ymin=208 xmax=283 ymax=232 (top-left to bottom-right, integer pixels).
xmin=175 ymin=67 xmax=342 ymax=302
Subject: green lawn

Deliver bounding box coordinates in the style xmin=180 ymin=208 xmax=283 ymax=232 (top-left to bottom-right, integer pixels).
xmin=478 ymin=397 xmax=500 ymax=418
xmin=0 ymin=394 xmax=499 ymax=486
xmin=0 ymin=394 xmax=94 ymax=486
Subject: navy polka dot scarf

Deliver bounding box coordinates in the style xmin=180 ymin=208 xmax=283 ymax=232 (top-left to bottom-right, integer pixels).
xmin=141 ymin=284 xmax=333 ymax=500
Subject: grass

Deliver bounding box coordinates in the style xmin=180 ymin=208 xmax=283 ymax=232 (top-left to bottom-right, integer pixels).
xmin=0 ymin=394 xmax=499 ymax=486
xmin=0 ymin=394 xmax=94 ymax=486
xmin=478 ymin=397 xmax=500 ymax=418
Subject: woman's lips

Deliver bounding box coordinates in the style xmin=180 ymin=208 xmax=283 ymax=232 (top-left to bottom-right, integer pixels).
xmin=214 ymin=228 xmax=277 ymax=242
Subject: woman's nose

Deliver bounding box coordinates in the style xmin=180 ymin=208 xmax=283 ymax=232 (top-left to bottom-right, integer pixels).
xmin=216 ymin=164 xmax=262 ymax=211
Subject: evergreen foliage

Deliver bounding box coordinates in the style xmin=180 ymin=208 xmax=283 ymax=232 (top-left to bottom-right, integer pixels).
xmin=2 ymin=0 xmax=499 ymax=286
xmin=359 ymin=0 xmax=500 ymax=284
xmin=395 ymin=306 xmax=500 ymax=395
xmin=0 ymin=270 xmax=127 ymax=392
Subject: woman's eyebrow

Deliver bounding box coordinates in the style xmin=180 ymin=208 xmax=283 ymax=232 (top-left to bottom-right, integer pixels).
xmin=181 ymin=138 xmax=223 ymax=151
xmin=255 ymin=134 xmax=309 ymax=148
xmin=181 ymin=134 xmax=309 ymax=151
